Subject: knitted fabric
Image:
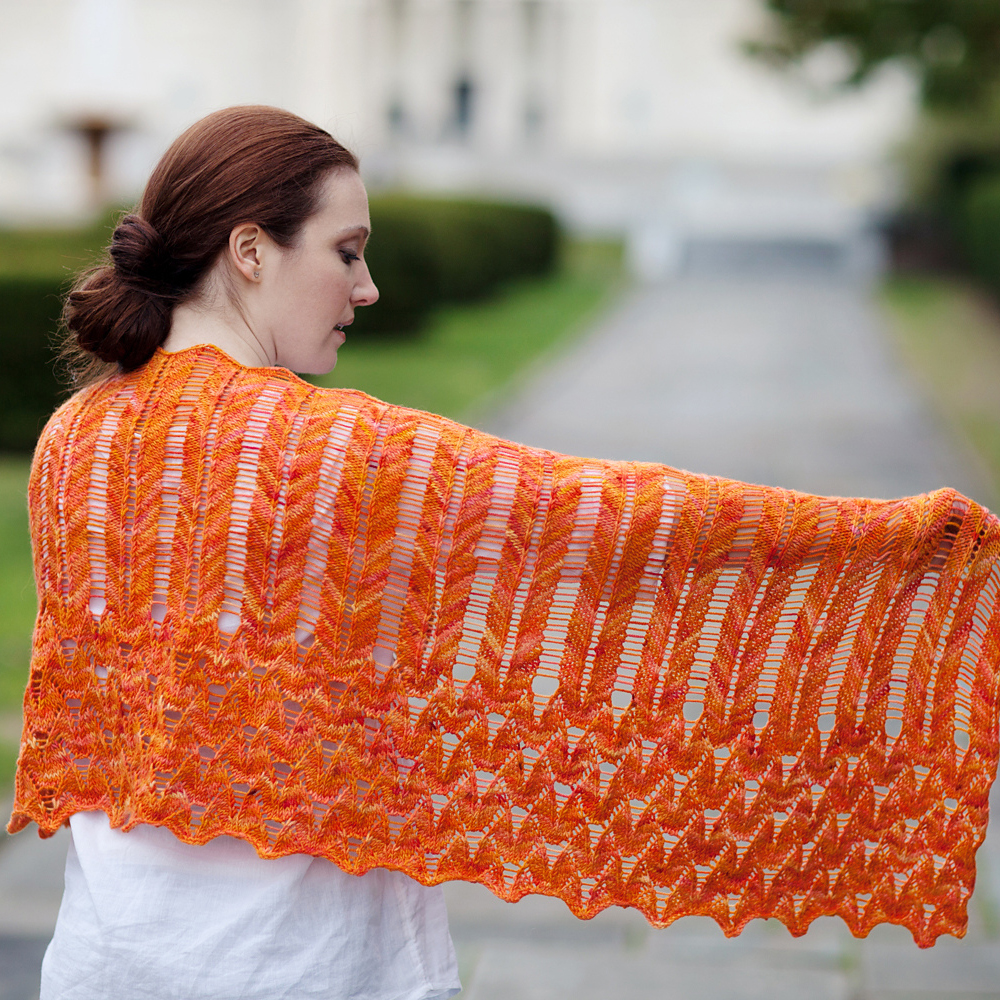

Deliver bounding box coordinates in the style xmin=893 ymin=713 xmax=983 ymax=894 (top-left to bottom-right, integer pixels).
xmin=9 ymin=344 xmax=1000 ymax=948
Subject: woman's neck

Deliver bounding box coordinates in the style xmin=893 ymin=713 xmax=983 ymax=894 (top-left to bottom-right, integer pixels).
xmin=164 ymin=297 xmax=272 ymax=369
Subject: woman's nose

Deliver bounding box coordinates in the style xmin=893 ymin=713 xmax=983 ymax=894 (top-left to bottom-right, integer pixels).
xmin=353 ymin=264 xmax=379 ymax=307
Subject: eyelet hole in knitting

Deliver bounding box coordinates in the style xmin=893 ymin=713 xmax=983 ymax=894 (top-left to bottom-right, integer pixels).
xmin=86 ymin=388 xmax=134 ymax=620
xmin=296 ymin=406 xmax=360 ymax=658
xmin=533 ymin=675 xmax=558 ymax=699
xmin=337 ymin=419 xmax=389 ymax=660
xmin=610 ymin=690 xmax=631 ymax=710
xmin=498 ymin=458 xmax=553 ymax=686
xmin=218 ymin=611 xmax=240 ymax=636
xmin=263 ymin=408 xmax=308 ymax=624
xmin=153 ymin=371 xmax=210 ymax=628
xmin=219 ymin=386 xmax=284 ymax=642
xmin=372 ymin=423 xmax=441 ymax=678
xmin=184 ymin=392 xmax=223 ymax=619
xmin=611 ymin=483 xmax=676 ymax=703
xmin=539 ymin=465 xmax=601 ymax=699
xmin=591 ymin=472 xmax=637 ymax=704
xmin=454 ymin=448 xmax=522 ymax=693
xmin=372 ymin=647 xmax=394 ymax=668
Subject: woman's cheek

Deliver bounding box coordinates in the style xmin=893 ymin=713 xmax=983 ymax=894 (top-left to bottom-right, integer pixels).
xmin=333 ymin=270 xmax=351 ymax=301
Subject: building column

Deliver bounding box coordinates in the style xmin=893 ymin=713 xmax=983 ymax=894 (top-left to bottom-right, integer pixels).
xmin=288 ymin=0 xmax=369 ymax=143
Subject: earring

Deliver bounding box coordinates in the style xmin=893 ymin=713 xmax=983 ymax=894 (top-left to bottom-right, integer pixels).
xmin=253 ymin=270 xmax=260 ymax=278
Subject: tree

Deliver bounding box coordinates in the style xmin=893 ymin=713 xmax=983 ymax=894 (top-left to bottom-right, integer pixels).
xmin=748 ymin=1 xmax=1000 ymax=111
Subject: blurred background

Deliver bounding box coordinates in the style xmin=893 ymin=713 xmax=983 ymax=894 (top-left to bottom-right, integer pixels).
xmin=0 ymin=0 xmax=915 ymax=247
xmin=3 ymin=2 xmax=1000 ymax=998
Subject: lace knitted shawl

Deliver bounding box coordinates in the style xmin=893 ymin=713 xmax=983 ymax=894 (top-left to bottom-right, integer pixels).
xmin=10 ymin=344 xmax=1000 ymax=947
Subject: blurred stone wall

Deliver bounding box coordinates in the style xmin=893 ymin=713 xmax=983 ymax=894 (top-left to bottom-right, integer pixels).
xmin=0 ymin=0 xmax=918 ymax=263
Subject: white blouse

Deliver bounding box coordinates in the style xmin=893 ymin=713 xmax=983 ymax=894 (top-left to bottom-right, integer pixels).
xmin=41 ymin=811 xmax=461 ymax=1000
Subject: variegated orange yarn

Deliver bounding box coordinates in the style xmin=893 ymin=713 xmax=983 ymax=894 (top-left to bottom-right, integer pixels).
xmin=9 ymin=344 xmax=1000 ymax=947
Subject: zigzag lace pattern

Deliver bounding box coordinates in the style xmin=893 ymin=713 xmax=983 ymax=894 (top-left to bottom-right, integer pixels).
xmin=10 ymin=344 xmax=1000 ymax=947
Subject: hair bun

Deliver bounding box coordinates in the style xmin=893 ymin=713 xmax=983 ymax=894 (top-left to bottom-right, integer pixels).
xmin=109 ymin=214 xmax=173 ymax=286
xmin=63 ymin=214 xmax=179 ymax=373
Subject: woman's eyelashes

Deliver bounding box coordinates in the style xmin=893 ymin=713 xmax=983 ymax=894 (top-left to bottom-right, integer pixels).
xmin=339 ymin=248 xmax=361 ymax=265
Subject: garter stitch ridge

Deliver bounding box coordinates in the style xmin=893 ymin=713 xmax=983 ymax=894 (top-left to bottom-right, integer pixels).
xmin=9 ymin=343 xmax=1000 ymax=947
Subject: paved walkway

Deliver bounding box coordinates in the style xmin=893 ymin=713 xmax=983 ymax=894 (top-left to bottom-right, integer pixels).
xmin=1 ymin=273 xmax=997 ymax=999
xmin=484 ymin=274 xmax=988 ymax=502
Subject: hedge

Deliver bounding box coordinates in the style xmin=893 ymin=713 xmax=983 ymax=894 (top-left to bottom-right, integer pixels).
xmin=356 ymin=195 xmax=559 ymax=333
xmin=959 ymin=173 xmax=1000 ymax=294
xmin=0 ymin=277 xmax=66 ymax=452
xmin=0 ymin=196 xmax=559 ymax=452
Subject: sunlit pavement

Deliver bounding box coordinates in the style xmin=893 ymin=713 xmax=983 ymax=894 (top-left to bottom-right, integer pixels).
xmin=2 ymin=268 xmax=999 ymax=999
xmin=445 ymin=268 xmax=1000 ymax=999
xmin=483 ymin=272 xmax=987 ymax=503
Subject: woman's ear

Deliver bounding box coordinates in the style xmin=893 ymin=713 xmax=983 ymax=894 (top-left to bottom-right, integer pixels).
xmin=228 ymin=223 xmax=264 ymax=282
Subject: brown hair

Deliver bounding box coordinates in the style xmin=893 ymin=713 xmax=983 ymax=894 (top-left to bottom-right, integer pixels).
xmin=62 ymin=105 xmax=359 ymax=382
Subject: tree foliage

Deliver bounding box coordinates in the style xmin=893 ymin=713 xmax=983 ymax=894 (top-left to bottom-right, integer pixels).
xmin=749 ymin=1 xmax=1000 ymax=110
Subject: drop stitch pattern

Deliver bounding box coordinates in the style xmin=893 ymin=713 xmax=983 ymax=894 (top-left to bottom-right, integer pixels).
xmin=9 ymin=343 xmax=1000 ymax=947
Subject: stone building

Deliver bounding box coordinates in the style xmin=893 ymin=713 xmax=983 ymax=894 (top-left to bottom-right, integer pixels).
xmin=0 ymin=0 xmax=917 ymax=271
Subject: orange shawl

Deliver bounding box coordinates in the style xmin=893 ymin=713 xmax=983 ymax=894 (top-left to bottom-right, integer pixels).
xmin=10 ymin=344 xmax=1000 ymax=947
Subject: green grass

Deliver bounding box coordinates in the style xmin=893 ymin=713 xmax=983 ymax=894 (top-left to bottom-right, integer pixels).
xmin=881 ymin=275 xmax=1000 ymax=508
xmin=0 ymin=211 xmax=120 ymax=278
xmin=0 ymin=239 xmax=624 ymax=793
xmin=0 ymin=740 xmax=18 ymax=801
xmin=0 ymin=455 xmax=33 ymax=793
xmin=313 ymin=239 xmax=623 ymax=419
xmin=0 ymin=457 xmax=34 ymax=709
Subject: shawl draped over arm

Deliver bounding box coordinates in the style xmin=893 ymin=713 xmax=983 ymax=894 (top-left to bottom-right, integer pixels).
xmin=9 ymin=344 xmax=1000 ymax=947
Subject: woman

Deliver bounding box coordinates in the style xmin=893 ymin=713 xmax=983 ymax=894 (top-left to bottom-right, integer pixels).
xmin=9 ymin=105 xmax=1000 ymax=998
xmin=21 ymin=106 xmax=458 ymax=1000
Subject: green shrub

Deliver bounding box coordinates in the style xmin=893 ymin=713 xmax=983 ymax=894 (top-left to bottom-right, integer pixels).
xmin=0 ymin=214 xmax=115 ymax=452
xmin=959 ymin=173 xmax=1000 ymax=293
xmin=356 ymin=205 xmax=439 ymax=332
xmin=357 ymin=196 xmax=559 ymax=333
xmin=0 ymin=277 xmax=66 ymax=452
